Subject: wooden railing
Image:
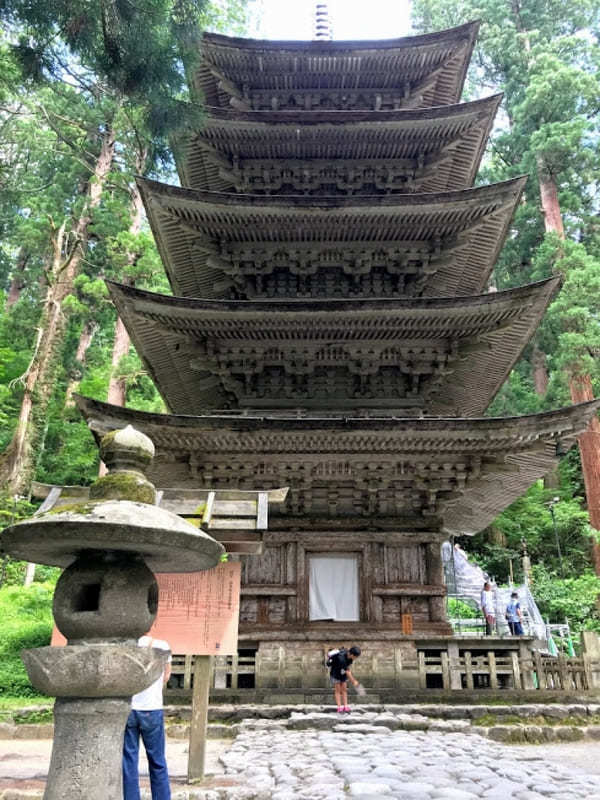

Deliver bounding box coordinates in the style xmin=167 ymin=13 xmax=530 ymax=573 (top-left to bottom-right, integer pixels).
xmin=418 ymin=649 xmax=524 ymax=689
xmin=419 ymin=649 xmax=593 ymax=691
xmin=169 ymin=653 xmax=257 ymax=691
xmin=169 ymin=649 xmax=595 ymax=693
xmin=532 ymin=651 xmax=591 ymax=691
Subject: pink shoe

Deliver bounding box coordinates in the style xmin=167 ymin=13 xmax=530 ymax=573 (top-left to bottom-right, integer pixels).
xmin=343 ymin=706 xmax=351 ymax=713
xmin=337 ymin=706 xmax=344 ymax=714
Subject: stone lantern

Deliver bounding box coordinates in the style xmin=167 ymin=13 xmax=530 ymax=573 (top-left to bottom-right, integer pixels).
xmin=1 ymin=425 xmax=224 ymax=800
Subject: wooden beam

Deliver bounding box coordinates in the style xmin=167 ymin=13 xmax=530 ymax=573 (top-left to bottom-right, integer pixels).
xmin=224 ymin=542 xmax=263 ymax=555
xmin=241 ymin=584 xmax=296 ymax=596
xmin=211 ymin=531 xmax=262 ymax=543
xmin=372 ymin=583 xmax=447 ymax=597
xmin=257 ymin=491 xmax=268 ymax=530
xmin=187 ymin=656 xmax=211 ymax=783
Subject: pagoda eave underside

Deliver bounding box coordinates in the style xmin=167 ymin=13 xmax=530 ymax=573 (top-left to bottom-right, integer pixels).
xmin=194 ymin=22 xmax=479 ymax=111
xmin=178 ymin=95 xmax=501 ymax=195
xmin=74 ymin=395 xmax=600 ymax=537
xmin=107 ymin=277 xmax=559 ymax=417
xmin=138 ymin=176 xmax=526 ymax=299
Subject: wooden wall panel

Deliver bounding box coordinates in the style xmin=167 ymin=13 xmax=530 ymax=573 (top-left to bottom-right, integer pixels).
xmin=382 ymin=596 xmax=401 ymax=622
xmin=243 ymin=545 xmax=283 ymax=584
xmin=240 ymin=598 xmax=257 ymax=623
xmin=384 ymin=544 xmax=426 ymax=584
xmin=268 ymin=597 xmax=287 ymax=624
xmin=401 ymin=596 xmax=429 ymax=621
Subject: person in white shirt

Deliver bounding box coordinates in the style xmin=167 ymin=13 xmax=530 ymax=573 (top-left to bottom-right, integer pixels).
xmin=123 ymin=635 xmax=172 ymax=800
xmin=480 ymin=581 xmax=495 ymax=636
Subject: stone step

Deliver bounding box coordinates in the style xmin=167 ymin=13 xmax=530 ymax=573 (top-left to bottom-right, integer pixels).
xmin=168 ymin=700 xmax=600 ymax=723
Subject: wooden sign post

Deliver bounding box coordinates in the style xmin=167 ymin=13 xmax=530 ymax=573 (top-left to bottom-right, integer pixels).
xmin=188 ymin=655 xmax=213 ymax=781
xmin=146 ymin=565 xmax=242 ymax=783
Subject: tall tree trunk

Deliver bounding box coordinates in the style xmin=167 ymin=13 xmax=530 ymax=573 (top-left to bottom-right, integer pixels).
xmin=0 ymin=120 xmax=117 ymax=495
xmin=64 ymin=319 xmax=99 ymax=407
xmin=5 ymin=249 xmax=30 ymax=308
xmin=99 ymin=154 xmax=146 ymax=477
xmin=107 ymin=314 xmax=131 ymax=407
xmin=106 ymin=154 xmax=146 ymax=407
xmin=538 ymin=155 xmax=600 ymax=574
xmin=537 ymin=155 xmax=566 ymax=238
xmin=570 ymin=374 xmax=600 ymax=574
xmin=532 ymin=345 xmax=549 ymax=396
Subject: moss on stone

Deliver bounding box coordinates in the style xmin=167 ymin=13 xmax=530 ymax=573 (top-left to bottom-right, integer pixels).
xmin=474 ymin=713 xmax=600 ymax=728
xmin=100 ymin=429 xmax=153 ymax=463
xmin=185 ymin=503 xmax=206 ymax=529
xmin=48 ymin=503 xmax=97 ymax=516
xmin=89 ymin=472 xmax=155 ymax=504
xmin=14 ymin=708 xmax=53 ymax=725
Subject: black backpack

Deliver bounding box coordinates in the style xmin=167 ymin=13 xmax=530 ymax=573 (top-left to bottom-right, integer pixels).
xmin=325 ymin=647 xmax=347 ymax=669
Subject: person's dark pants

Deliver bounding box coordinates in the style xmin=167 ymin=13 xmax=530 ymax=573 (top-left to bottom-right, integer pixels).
xmin=485 ymin=618 xmax=494 ymax=635
xmin=508 ymin=621 xmax=524 ymax=635
xmin=123 ymin=709 xmax=170 ymax=800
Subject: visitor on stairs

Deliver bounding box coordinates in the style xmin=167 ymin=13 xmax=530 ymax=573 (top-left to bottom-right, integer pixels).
xmin=506 ymin=592 xmax=524 ymax=635
xmin=123 ymin=635 xmax=172 ymax=800
xmin=326 ymin=645 xmax=362 ymax=713
xmin=480 ymin=580 xmax=496 ymax=635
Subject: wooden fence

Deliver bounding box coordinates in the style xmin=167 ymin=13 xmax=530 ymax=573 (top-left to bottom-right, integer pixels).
xmin=533 ymin=651 xmax=590 ymax=691
xmin=419 ymin=649 xmax=592 ymax=691
xmin=170 ymin=654 xmax=257 ymax=691
xmin=170 ymin=649 xmax=594 ymax=692
xmin=419 ymin=649 xmax=524 ymax=689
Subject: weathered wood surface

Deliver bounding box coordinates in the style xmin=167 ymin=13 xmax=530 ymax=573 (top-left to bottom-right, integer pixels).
xmin=194 ymin=22 xmax=480 ymax=111
xmin=74 ymin=395 xmax=600 ymax=538
xmin=188 ymin=655 xmax=211 ymax=782
xmin=170 ymin=646 xmax=596 ymax=693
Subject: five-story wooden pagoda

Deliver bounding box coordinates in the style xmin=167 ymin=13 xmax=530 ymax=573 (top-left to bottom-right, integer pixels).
xmin=76 ymin=21 xmax=600 ymax=689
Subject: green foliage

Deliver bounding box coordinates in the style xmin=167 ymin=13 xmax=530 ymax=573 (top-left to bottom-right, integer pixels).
xmin=1 ymin=0 xmax=209 ymax=137
xmin=459 ymin=482 xmax=595 ymax=583
xmin=447 ymin=597 xmax=479 ymax=619
xmin=531 ymin=567 xmax=600 ymax=634
xmin=13 ymin=707 xmax=53 ymax=724
xmin=0 ymin=582 xmax=54 ymax=698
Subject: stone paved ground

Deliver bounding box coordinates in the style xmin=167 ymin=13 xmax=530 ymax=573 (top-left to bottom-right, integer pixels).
xmin=221 ymin=725 xmax=600 ymax=800
xmin=2 ymin=717 xmax=600 ymax=798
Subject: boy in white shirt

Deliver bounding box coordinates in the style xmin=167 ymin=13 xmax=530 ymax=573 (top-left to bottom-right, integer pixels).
xmin=123 ymin=636 xmax=172 ymax=800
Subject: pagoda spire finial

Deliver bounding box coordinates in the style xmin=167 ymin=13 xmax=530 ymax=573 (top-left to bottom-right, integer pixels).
xmin=313 ymin=2 xmax=333 ymax=40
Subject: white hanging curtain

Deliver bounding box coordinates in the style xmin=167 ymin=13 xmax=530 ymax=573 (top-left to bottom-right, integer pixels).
xmin=309 ymin=554 xmax=359 ymax=621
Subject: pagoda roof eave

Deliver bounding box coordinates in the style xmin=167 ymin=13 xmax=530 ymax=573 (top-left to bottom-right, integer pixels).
xmin=106 ymin=277 xmax=560 ymax=417
xmin=177 ymin=94 xmax=502 ymax=194
xmin=138 ymin=173 xmax=526 ymax=211
xmin=194 ymin=93 xmax=502 ymax=124
xmin=200 ymin=21 xmax=481 ymax=52
xmin=74 ymin=393 xmax=599 ymax=436
xmin=137 ymin=176 xmax=527 ymax=299
xmin=107 ymin=275 xmax=555 ymax=315
xmin=195 ymin=22 xmax=480 ymax=109
xmin=73 ymin=394 xmax=600 ymax=537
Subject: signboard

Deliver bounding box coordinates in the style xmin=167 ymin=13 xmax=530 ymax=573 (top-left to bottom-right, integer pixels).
xmin=52 ymin=562 xmax=241 ymax=655
xmin=149 ymin=562 xmax=241 ymax=655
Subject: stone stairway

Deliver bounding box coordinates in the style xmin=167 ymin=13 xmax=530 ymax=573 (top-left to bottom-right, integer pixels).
xmin=3 ymin=702 xmax=600 ymax=745
xmin=162 ymin=702 xmax=600 ymax=744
